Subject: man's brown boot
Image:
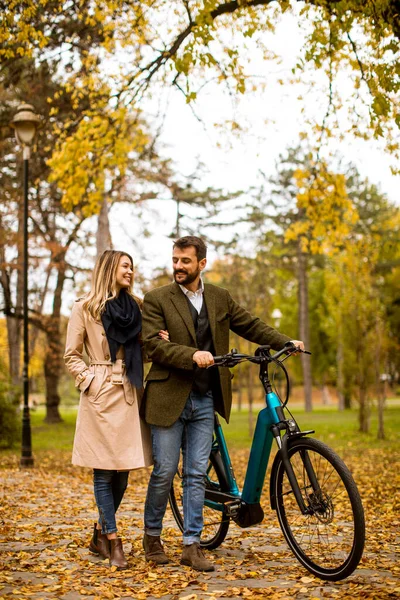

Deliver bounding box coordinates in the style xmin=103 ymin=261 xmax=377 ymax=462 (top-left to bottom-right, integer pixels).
xmin=89 ymin=523 xmax=111 ymax=559
xmin=143 ymin=533 xmax=170 ymax=565
xmin=180 ymin=543 xmax=215 ymax=572
xmin=109 ymin=538 xmax=128 ymax=570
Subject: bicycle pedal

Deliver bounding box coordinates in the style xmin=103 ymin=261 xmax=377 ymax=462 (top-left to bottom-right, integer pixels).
xmin=225 ymin=500 xmax=241 ymax=517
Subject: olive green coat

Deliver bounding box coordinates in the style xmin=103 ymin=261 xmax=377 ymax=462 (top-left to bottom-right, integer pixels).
xmin=142 ymin=282 xmax=290 ymax=427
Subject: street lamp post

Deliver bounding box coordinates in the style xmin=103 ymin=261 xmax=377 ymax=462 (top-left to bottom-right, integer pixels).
xmin=10 ymin=103 xmax=40 ymax=468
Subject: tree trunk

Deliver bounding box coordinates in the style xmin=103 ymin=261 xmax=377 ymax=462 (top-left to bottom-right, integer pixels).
xmin=377 ymin=377 xmax=386 ymax=441
xmin=43 ymin=260 xmax=66 ymax=423
xmin=5 ymin=318 xmax=21 ymax=386
xmin=297 ymin=243 xmax=312 ymax=411
xmin=0 ymin=211 xmax=23 ymax=386
xmin=358 ymin=385 xmax=369 ymax=433
xmin=336 ymin=319 xmax=345 ymax=410
xmin=29 ymin=266 xmax=51 ymax=356
xmin=96 ymin=195 xmax=112 ymax=257
xmin=321 ymin=376 xmax=331 ymax=406
xmin=343 ymin=392 xmax=351 ymax=410
xmin=44 ymin=331 xmax=63 ymax=423
xmin=357 ymin=345 xmax=369 ymax=433
xmin=375 ymin=321 xmax=386 ymax=440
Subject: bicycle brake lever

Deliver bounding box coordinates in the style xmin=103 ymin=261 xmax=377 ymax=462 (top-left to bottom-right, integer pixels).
xmin=207 ymin=361 xmax=226 ymax=368
xmin=210 ymin=358 xmax=241 ymax=368
xmin=218 ymin=359 xmax=238 ymax=368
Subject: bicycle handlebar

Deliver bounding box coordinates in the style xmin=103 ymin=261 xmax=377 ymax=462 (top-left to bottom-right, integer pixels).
xmin=211 ymin=342 xmax=311 ymax=368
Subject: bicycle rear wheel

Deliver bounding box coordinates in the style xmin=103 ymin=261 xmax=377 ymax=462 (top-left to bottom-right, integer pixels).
xmin=273 ymin=437 xmax=365 ymax=581
xmin=169 ymin=450 xmax=230 ymax=550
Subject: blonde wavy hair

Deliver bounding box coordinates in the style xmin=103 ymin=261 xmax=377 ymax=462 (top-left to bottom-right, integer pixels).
xmin=83 ymin=250 xmax=140 ymax=321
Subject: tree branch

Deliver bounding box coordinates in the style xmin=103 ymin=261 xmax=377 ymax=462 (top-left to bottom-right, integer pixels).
xmin=124 ymin=0 xmax=276 ymax=99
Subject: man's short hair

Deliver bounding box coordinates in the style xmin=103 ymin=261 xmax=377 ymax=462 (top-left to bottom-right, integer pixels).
xmin=173 ymin=236 xmax=207 ymax=261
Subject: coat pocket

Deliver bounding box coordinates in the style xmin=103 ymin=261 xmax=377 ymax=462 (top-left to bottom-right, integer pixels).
xmin=85 ymin=372 xmax=103 ymax=401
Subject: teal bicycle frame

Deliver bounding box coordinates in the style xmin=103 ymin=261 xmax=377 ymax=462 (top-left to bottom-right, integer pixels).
xmin=206 ymin=394 xmax=279 ymax=520
xmin=205 ymin=347 xmax=315 ymax=526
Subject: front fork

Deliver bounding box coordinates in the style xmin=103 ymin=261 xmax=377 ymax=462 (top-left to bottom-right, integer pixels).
xmin=263 ymin=377 xmax=319 ymax=515
xmin=270 ymin=411 xmax=319 ymax=515
xmin=275 ymin=432 xmax=320 ymax=514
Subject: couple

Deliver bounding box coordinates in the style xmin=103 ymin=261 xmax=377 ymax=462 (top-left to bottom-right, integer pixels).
xmin=64 ymin=236 xmax=303 ymax=571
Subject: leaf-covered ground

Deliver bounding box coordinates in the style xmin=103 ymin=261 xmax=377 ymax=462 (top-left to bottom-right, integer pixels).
xmin=0 ymin=446 xmax=399 ymax=600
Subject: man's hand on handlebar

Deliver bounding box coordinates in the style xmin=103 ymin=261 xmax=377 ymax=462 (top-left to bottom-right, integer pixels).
xmin=290 ymin=340 xmax=304 ymax=354
xmin=287 ymin=340 xmax=305 ymax=355
xmin=195 ymin=341 xmax=307 ymax=369
xmin=193 ymin=350 xmax=215 ymax=368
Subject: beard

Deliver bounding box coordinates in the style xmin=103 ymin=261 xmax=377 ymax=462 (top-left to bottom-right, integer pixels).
xmin=173 ymin=266 xmax=200 ymax=285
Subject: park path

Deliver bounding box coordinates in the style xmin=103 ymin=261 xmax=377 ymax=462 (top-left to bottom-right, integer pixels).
xmin=0 ymin=449 xmax=399 ymax=600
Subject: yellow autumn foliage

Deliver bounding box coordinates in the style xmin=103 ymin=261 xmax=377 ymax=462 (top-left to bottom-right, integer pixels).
xmin=48 ymin=107 xmax=149 ymax=216
xmin=3 ymin=0 xmax=400 ymax=213
xmin=3 ymin=0 xmax=398 ymax=156
xmin=285 ymin=166 xmax=359 ymax=254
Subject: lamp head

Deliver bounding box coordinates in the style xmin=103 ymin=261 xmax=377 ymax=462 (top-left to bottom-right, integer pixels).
xmin=10 ymin=103 xmax=40 ymax=146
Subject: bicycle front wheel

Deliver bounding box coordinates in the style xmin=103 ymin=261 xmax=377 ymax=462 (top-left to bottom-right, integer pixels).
xmin=169 ymin=450 xmax=230 ymax=550
xmin=273 ymin=437 xmax=365 ymax=581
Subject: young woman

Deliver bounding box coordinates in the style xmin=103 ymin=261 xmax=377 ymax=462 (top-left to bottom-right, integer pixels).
xmin=64 ymin=250 xmax=162 ymax=569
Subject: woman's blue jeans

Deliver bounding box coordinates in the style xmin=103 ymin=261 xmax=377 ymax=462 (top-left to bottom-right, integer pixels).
xmin=144 ymin=391 xmax=214 ymax=545
xmin=93 ymin=469 xmax=129 ymax=534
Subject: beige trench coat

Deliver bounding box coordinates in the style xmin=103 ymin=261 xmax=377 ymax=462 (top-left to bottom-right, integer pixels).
xmin=64 ymin=299 xmax=152 ymax=471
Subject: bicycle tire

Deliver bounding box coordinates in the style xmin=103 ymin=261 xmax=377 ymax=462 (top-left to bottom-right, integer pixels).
xmin=169 ymin=450 xmax=231 ymax=550
xmin=273 ymin=437 xmax=365 ymax=581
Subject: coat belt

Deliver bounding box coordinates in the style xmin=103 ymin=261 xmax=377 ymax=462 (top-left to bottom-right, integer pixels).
xmin=89 ymin=359 xmax=134 ymax=405
xmin=90 ymin=360 xmax=126 ymax=367
xmin=90 ymin=361 xmax=113 ymax=366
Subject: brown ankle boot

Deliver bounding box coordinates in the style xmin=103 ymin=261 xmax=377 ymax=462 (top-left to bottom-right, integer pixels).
xmin=181 ymin=543 xmax=215 ymax=572
xmin=143 ymin=533 xmax=170 ymax=565
xmin=109 ymin=538 xmax=128 ymax=570
xmin=89 ymin=523 xmax=110 ymax=559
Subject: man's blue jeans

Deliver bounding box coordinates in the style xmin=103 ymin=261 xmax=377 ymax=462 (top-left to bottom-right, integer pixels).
xmin=144 ymin=391 xmax=214 ymax=545
xmin=93 ymin=469 xmax=129 ymax=534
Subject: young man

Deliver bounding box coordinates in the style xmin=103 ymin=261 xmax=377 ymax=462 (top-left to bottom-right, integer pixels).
xmin=142 ymin=236 xmax=304 ymax=571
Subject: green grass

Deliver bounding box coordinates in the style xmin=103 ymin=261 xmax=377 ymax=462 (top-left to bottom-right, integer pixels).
xmin=226 ymin=401 xmax=400 ymax=452
xmin=2 ymin=402 xmax=399 ymax=458
xmin=5 ymin=406 xmax=78 ymax=454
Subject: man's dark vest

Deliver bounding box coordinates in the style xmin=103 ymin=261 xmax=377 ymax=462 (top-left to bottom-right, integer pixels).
xmin=185 ymin=296 xmax=216 ymax=395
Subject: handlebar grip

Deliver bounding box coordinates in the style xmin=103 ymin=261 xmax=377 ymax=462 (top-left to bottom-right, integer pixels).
xmin=284 ymin=342 xmax=312 ymax=355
